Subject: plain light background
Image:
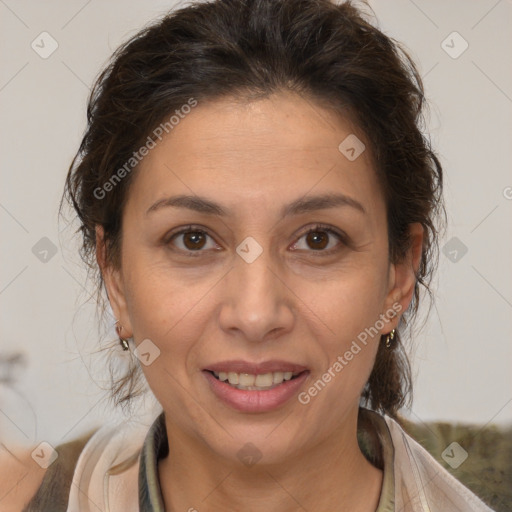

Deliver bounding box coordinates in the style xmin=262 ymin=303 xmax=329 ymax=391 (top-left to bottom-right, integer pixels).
xmin=1 ymin=0 xmax=511 ymax=447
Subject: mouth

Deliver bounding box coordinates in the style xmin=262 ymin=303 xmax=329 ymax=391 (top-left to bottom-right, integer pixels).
xmin=204 ymin=369 xmax=306 ymax=391
xmin=202 ymin=364 xmax=310 ymax=413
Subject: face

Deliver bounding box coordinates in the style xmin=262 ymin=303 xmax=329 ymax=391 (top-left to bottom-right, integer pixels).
xmin=99 ymin=91 xmax=421 ymax=465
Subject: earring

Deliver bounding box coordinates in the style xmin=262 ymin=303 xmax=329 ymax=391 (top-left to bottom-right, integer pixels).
xmin=384 ymin=329 xmax=396 ymax=349
xmin=116 ymin=322 xmax=130 ymax=351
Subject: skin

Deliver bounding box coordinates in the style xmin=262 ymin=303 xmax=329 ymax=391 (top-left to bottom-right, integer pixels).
xmin=97 ymin=91 xmax=423 ymax=512
xmin=0 ymin=448 xmax=47 ymax=511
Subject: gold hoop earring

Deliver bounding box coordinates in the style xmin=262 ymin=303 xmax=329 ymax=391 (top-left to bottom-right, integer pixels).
xmin=116 ymin=322 xmax=130 ymax=351
xmin=384 ymin=329 xmax=396 ymax=349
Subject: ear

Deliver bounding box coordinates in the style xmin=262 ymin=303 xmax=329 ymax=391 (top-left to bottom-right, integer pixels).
xmin=382 ymin=223 xmax=424 ymax=333
xmin=95 ymin=225 xmax=133 ymax=336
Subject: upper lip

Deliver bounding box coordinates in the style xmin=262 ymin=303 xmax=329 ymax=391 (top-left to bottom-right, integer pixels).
xmin=204 ymin=360 xmax=308 ymax=375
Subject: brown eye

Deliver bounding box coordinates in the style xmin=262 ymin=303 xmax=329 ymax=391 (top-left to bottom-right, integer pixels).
xmin=291 ymin=224 xmax=346 ymax=254
xmin=166 ymin=225 xmax=218 ymax=255
xmin=182 ymin=231 xmax=207 ymax=250
xmin=305 ymin=231 xmax=329 ymax=250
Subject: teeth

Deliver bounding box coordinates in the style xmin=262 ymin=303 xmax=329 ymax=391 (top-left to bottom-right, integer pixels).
xmin=211 ymin=370 xmax=299 ymax=390
xmin=239 ymin=373 xmax=255 ymax=386
xmin=255 ymin=373 xmax=273 ymax=387
xmin=273 ymin=371 xmax=284 ymax=383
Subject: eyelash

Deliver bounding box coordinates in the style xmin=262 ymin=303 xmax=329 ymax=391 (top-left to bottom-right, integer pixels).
xmin=164 ymin=223 xmax=348 ymax=258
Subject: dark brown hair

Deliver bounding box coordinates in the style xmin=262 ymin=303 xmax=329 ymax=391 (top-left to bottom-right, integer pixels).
xmin=62 ymin=0 xmax=444 ymax=417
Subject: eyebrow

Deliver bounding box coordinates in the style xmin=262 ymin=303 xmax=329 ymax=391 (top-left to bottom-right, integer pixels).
xmin=146 ymin=192 xmax=366 ymax=217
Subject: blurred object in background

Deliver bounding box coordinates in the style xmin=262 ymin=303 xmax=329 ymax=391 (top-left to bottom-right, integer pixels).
xmin=0 ymin=351 xmax=27 ymax=386
xmin=0 ymin=349 xmax=37 ymax=446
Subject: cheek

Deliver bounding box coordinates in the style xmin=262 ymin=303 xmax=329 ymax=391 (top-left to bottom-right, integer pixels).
xmin=122 ymin=266 xmax=208 ymax=409
xmin=121 ymin=252 xmax=221 ymax=390
xmin=296 ymin=286 xmax=385 ymax=418
xmin=298 ymin=263 xmax=388 ymax=394
xmin=125 ymin=271 xmax=210 ymax=348
xmin=121 ymin=239 xmax=210 ymax=331
xmin=303 ymin=262 xmax=389 ymax=341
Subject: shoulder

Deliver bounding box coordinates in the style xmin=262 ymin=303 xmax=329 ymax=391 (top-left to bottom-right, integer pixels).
xmin=63 ymin=414 xmax=159 ymax=512
xmin=0 ymin=448 xmax=47 ymax=512
xmin=382 ymin=414 xmax=496 ymax=511
xmin=0 ymin=427 xmax=99 ymax=512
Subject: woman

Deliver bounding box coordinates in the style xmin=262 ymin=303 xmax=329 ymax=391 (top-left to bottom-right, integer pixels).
xmin=13 ymin=0 xmax=495 ymax=510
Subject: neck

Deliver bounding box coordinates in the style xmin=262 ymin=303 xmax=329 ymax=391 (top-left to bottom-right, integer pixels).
xmin=157 ymin=408 xmax=383 ymax=512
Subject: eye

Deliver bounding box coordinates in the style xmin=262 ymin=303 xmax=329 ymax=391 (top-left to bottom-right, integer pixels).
xmin=165 ymin=223 xmax=347 ymax=257
xmin=165 ymin=225 xmax=219 ymax=256
xmin=290 ymin=224 xmax=346 ymax=255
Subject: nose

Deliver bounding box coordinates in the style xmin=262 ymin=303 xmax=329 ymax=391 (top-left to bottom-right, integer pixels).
xmin=218 ymin=245 xmax=294 ymax=343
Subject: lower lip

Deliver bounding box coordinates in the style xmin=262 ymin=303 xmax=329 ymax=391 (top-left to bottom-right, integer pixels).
xmin=203 ymin=370 xmax=309 ymax=413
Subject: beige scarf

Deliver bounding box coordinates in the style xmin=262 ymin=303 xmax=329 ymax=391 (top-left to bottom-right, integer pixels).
xmin=66 ymin=411 xmax=494 ymax=512
xmin=66 ymin=417 xmax=148 ymax=512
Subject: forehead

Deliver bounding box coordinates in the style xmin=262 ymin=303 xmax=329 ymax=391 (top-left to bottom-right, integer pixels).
xmin=127 ymin=92 xmax=384 ymax=219
xmin=157 ymin=92 xmax=364 ymax=162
